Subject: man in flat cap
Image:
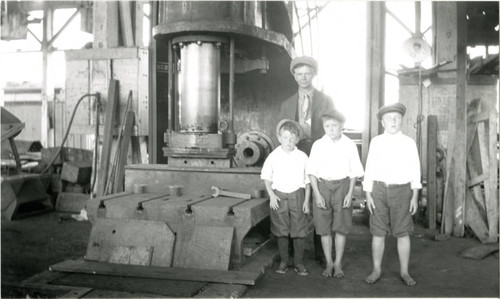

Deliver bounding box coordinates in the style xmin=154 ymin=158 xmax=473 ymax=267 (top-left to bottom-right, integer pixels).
xmin=363 ymin=102 xmax=421 ymax=286
xmin=279 ymin=56 xmax=335 ymax=154
xmin=278 ymin=55 xmax=335 ymax=266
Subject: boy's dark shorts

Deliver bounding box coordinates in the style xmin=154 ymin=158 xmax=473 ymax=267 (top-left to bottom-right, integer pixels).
xmin=313 ymin=178 xmax=352 ymax=235
xmin=270 ymin=188 xmax=308 ymax=238
xmin=369 ymin=181 xmax=413 ymax=238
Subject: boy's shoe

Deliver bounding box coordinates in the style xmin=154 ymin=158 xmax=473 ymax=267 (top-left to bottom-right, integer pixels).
xmin=275 ymin=262 xmax=288 ymax=274
xmin=294 ymin=264 xmax=309 ymax=276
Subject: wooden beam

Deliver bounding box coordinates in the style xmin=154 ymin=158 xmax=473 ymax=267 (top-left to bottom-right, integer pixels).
xmin=465 ymin=189 xmax=490 ymax=243
xmin=426 ymin=115 xmax=438 ymax=229
xmin=96 ymin=79 xmax=119 ymax=197
xmin=93 ymin=1 xmax=119 ymax=48
xmin=486 ymin=110 xmax=498 ymax=242
xmin=134 ymin=1 xmax=144 ymax=47
xmin=41 ymin=7 xmax=54 ymax=148
xmin=49 ymin=259 xmax=263 ymax=286
xmin=362 ymin=2 xmax=385 ymax=165
xmin=119 ymin=1 xmax=134 ymax=47
xmin=65 ymin=47 xmax=142 ymax=61
xmin=113 ymin=112 xmax=135 ymax=193
xmin=450 ymin=2 xmax=467 ymax=237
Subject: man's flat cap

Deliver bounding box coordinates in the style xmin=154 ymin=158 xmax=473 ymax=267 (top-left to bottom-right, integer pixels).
xmin=290 ymin=56 xmax=318 ymax=74
xmin=377 ymin=103 xmax=406 ymax=120
xmin=276 ymin=119 xmax=304 ymax=139
xmin=320 ymin=109 xmax=346 ymax=124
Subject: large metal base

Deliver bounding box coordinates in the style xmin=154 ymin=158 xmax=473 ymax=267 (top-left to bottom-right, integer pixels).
xmin=86 ymin=164 xmax=270 ymax=270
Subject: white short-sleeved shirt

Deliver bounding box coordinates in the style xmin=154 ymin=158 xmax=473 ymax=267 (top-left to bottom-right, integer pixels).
xmin=363 ymin=131 xmax=422 ymax=192
xmin=261 ymin=146 xmax=310 ymax=193
xmin=306 ymin=134 xmax=364 ymax=180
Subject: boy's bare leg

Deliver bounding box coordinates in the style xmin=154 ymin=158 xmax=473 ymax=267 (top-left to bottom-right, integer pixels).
xmin=321 ymin=234 xmax=334 ymax=276
xmin=333 ymin=233 xmax=346 ymax=277
xmin=365 ymin=235 xmax=385 ymax=283
xmin=398 ymin=235 xmax=416 ymax=286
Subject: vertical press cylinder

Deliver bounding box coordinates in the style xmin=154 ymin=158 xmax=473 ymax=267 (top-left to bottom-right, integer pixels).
xmin=177 ymin=37 xmax=222 ymax=133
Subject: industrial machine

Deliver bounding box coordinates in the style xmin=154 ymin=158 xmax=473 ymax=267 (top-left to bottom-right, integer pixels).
xmin=86 ymin=1 xmax=298 ymax=271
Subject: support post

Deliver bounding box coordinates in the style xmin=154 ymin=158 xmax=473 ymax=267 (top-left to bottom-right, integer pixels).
xmin=362 ymin=2 xmax=385 ymax=164
xmin=41 ymin=7 xmax=54 ymax=148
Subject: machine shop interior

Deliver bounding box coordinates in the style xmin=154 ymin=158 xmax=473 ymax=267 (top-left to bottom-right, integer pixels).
xmin=0 ymin=1 xmax=498 ymax=298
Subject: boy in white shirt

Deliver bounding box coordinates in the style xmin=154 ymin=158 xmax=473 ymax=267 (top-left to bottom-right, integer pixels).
xmin=261 ymin=119 xmax=311 ymax=276
xmin=307 ymin=109 xmax=364 ymax=278
xmin=363 ymin=103 xmax=421 ymax=286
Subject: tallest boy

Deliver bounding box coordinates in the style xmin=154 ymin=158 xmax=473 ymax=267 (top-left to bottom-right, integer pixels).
xmin=278 ymin=56 xmax=335 ymax=265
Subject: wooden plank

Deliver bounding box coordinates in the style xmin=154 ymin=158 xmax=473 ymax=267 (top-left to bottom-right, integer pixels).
xmin=469 ymin=111 xmax=490 ymax=123
xmin=119 ymin=1 xmax=134 ymax=47
xmin=466 ymin=155 xmax=487 ymax=215
xmin=465 ymin=189 xmax=490 ymax=243
xmin=113 ymin=111 xmax=134 ymax=193
xmin=467 ymin=173 xmax=488 ymax=187
xmin=486 ymin=110 xmax=498 ymax=242
xmin=133 ymin=1 xmax=144 ymax=47
xmin=427 ymin=115 xmax=438 ymax=229
xmin=53 ymin=273 xmax=207 ymax=297
xmin=49 ymin=259 xmax=263 ymax=285
xmin=466 ymin=98 xmax=482 ymax=154
xmin=96 ymin=79 xmax=119 ymax=197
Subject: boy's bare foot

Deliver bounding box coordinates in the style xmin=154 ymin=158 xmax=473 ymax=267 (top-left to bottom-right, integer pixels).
xmin=364 ymin=270 xmax=381 ymax=284
xmin=321 ymin=264 xmax=334 ymax=277
xmin=401 ymin=273 xmax=416 ymax=286
xmin=333 ymin=263 xmax=344 ymax=278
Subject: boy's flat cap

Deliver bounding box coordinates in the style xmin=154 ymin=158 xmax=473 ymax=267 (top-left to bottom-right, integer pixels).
xmin=276 ymin=119 xmax=304 ymax=140
xmin=290 ymin=56 xmax=318 ymax=74
xmin=320 ymin=109 xmax=346 ymax=124
xmin=377 ymin=103 xmax=407 ymax=120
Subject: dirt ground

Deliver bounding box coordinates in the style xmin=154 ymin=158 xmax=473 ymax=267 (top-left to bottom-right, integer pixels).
xmin=1 ymin=210 xmax=499 ymax=298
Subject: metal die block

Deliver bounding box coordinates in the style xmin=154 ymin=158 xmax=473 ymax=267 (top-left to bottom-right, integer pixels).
xmin=168 ymin=157 xmax=231 ymax=168
xmin=167 ymin=132 xmax=223 ymax=149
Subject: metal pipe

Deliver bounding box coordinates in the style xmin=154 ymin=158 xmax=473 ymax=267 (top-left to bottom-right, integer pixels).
xmin=229 ymin=37 xmax=235 ymax=134
xmin=167 ymin=39 xmax=173 ymax=131
xmin=42 ymin=93 xmax=99 ymax=173
xmin=415 ymin=2 xmax=421 ymax=35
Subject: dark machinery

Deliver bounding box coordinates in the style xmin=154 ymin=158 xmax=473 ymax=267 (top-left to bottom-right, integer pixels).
xmin=86 ymin=1 xmax=297 ymax=271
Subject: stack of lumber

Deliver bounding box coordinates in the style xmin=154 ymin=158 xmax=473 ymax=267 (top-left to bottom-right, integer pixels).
xmin=462 ymin=98 xmax=498 ymax=242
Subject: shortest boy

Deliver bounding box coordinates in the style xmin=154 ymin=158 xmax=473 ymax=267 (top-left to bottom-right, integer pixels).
xmin=261 ymin=119 xmax=311 ymax=276
xmin=307 ymin=109 xmax=364 ymax=278
xmin=363 ymin=103 xmax=421 ymax=286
